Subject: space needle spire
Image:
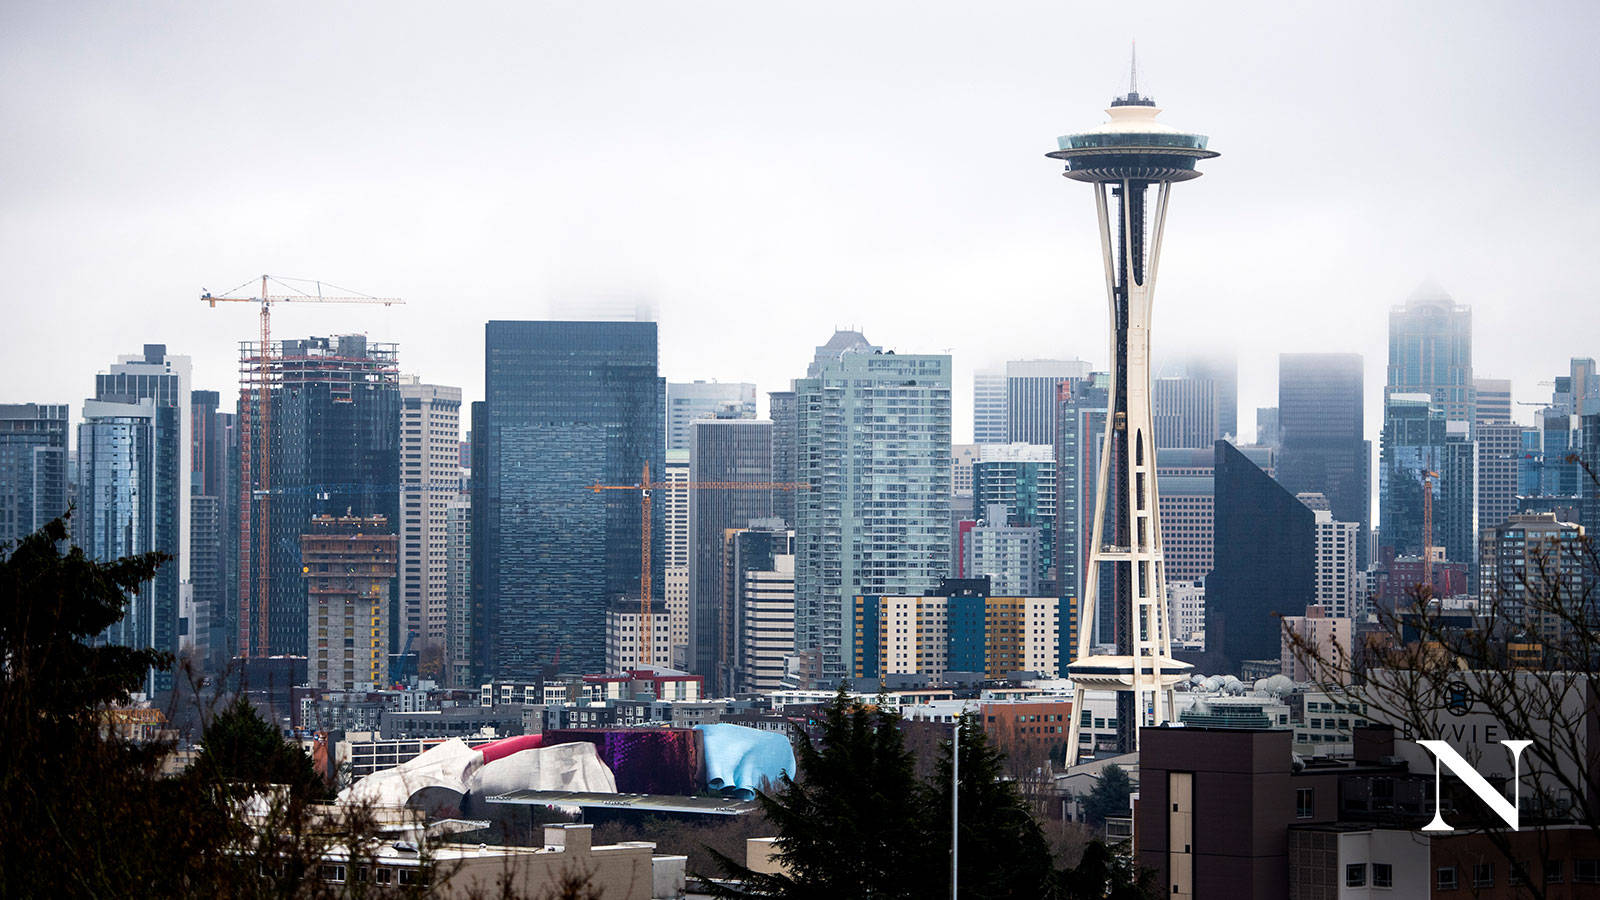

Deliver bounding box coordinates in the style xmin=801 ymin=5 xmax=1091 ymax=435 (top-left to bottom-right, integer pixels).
xmin=1048 ymin=62 xmax=1218 ymax=761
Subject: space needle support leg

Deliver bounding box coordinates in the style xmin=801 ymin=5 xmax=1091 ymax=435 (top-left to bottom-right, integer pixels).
xmin=1066 ymin=180 xmax=1123 ymax=766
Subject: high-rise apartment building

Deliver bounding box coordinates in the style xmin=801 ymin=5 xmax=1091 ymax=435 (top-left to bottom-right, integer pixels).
xmin=1277 ymin=353 xmax=1369 ymax=570
xmin=732 ymin=525 xmax=796 ymax=692
xmin=688 ymin=417 xmax=773 ymax=688
xmin=95 ymin=345 xmax=191 ymax=668
xmin=303 ymin=515 xmax=398 ymax=690
xmin=854 ymin=591 xmax=1074 ymax=680
xmin=1005 ymin=359 xmax=1092 ymax=445
xmin=1053 ymin=375 xmax=1107 ymax=622
xmin=971 ymin=443 xmax=1055 ymax=585
xmin=665 ymin=381 xmax=756 ymax=451
xmin=1298 ymin=494 xmax=1360 ymax=620
xmin=1210 ymin=440 xmax=1315 ymax=674
xmin=1385 ymin=283 xmax=1473 ymax=423
xmin=78 ymin=398 xmax=161 ymax=694
xmin=604 ymin=599 xmax=673 ymax=673
xmin=444 ymin=494 xmax=471 ymax=687
xmin=240 ymin=336 xmax=399 ymax=661
xmin=1280 ymin=605 xmax=1351 ymax=684
xmin=472 ymin=321 xmax=660 ymax=679
xmin=973 ymin=369 xmax=1007 ymax=444
xmin=0 ymin=403 xmax=69 ymax=550
xmin=661 ymin=448 xmax=691 ymax=668
xmin=1479 ymin=512 xmax=1586 ymax=640
xmin=1475 ymin=421 xmax=1523 ymax=537
xmin=964 ymin=503 xmax=1042 ymax=595
xmin=398 ymin=377 xmax=461 ymax=652
xmin=793 ymin=331 xmax=950 ymax=684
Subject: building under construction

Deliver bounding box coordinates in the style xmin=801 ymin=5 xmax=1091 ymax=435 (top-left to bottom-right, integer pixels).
xmin=239 ymin=335 xmax=400 ymax=660
xmin=302 ymin=514 xmax=399 ymax=690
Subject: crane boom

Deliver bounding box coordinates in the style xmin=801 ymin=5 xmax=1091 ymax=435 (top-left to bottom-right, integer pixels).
xmin=205 ymin=275 xmax=404 ymax=658
xmin=587 ymin=468 xmax=807 ymax=672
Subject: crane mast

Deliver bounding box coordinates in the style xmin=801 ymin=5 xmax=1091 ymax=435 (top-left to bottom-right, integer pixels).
xmin=590 ymin=467 xmax=805 ymax=673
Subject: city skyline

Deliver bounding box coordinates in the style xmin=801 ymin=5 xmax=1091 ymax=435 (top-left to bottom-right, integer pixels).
xmin=3 ymin=3 xmax=1597 ymax=449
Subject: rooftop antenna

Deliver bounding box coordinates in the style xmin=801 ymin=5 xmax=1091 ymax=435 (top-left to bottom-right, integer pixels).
xmin=1129 ymin=41 xmax=1138 ymax=95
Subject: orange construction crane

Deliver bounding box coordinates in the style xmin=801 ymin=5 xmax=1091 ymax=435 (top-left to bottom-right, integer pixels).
xmin=1421 ymin=468 xmax=1439 ymax=591
xmin=203 ymin=275 xmax=403 ymax=657
xmin=589 ymin=461 xmax=806 ymax=667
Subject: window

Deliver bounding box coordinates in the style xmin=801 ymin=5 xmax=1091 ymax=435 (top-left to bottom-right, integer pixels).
xmin=1346 ymin=864 xmax=1366 ymax=887
xmin=1576 ymin=859 xmax=1600 ymax=883
xmin=1472 ymin=863 xmax=1494 ymax=888
xmin=1547 ymin=860 xmax=1564 ymax=883
xmin=1437 ymin=866 xmax=1458 ymax=891
xmin=1373 ymin=863 xmax=1393 ymax=888
xmin=1296 ymin=788 xmax=1315 ymax=819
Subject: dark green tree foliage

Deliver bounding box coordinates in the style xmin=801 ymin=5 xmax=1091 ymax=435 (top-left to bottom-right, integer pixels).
xmin=924 ymin=714 xmax=1056 ymax=899
xmin=197 ymin=695 xmax=330 ymax=802
xmin=712 ymin=691 xmax=1157 ymax=900
xmin=1056 ymin=840 xmax=1160 ymax=900
xmin=0 ymin=515 xmax=220 ymax=896
xmin=1082 ymin=764 xmax=1134 ymax=830
xmin=711 ymin=688 xmax=940 ymax=898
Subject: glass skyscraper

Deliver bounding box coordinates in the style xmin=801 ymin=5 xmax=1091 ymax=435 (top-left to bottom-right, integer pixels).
xmin=1277 ymin=353 xmax=1370 ymax=568
xmin=1209 ymin=439 xmax=1315 ymax=674
xmin=78 ymin=398 xmax=160 ymax=693
xmin=473 ymin=321 xmax=661 ymax=680
xmin=1378 ymin=394 xmax=1476 ymax=569
xmin=971 ymin=443 xmax=1055 ymax=586
xmin=0 ymin=403 xmax=69 ymax=550
xmin=241 ymin=335 xmax=399 ymax=660
xmin=688 ymin=416 xmax=773 ymax=689
xmin=792 ymin=331 xmax=951 ymax=684
xmin=89 ymin=345 xmax=190 ymax=692
xmin=1385 ymin=283 xmax=1473 ymax=423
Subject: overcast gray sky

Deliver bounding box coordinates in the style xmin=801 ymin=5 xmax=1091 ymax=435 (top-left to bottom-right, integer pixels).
xmin=4 ymin=1 xmax=1597 ymax=443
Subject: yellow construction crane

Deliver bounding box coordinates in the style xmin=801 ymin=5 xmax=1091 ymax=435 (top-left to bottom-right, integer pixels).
xmin=589 ymin=461 xmax=805 ymax=667
xmin=203 ymin=275 xmax=403 ymax=657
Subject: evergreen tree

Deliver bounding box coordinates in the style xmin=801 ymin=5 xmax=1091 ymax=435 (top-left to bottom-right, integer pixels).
xmin=711 ymin=687 xmax=940 ymax=898
xmin=1081 ymin=764 xmax=1134 ymax=830
xmin=0 ymin=515 xmax=219 ymax=896
xmin=1056 ymin=840 xmax=1160 ymax=900
xmin=196 ymin=695 xmax=331 ymax=802
xmin=923 ymin=713 xmax=1057 ymax=899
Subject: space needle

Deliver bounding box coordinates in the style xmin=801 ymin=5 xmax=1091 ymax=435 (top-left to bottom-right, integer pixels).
xmin=1051 ymin=59 xmax=1218 ymax=761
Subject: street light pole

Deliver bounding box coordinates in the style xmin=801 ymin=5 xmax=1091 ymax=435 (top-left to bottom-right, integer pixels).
xmin=951 ymin=715 xmax=960 ymax=900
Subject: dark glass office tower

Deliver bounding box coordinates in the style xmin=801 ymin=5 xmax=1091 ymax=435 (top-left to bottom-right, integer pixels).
xmin=240 ymin=335 xmax=399 ymax=660
xmin=0 ymin=403 xmax=69 ymax=550
xmin=1378 ymin=394 xmax=1475 ymax=570
xmin=1277 ymin=353 xmax=1370 ymax=568
xmin=768 ymin=390 xmax=797 ymax=526
xmin=689 ymin=417 xmax=772 ymax=689
xmin=1209 ymin=440 xmax=1315 ymax=674
xmin=1053 ymin=375 xmax=1108 ymax=638
xmin=473 ymin=321 xmax=661 ymax=680
xmin=190 ymin=390 xmax=239 ymax=669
